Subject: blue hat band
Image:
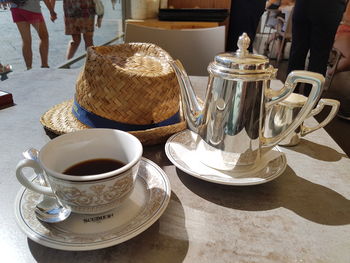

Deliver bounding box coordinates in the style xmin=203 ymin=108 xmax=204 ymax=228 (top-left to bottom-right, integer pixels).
xmin=72 ymin=98 xmax=181 ymax=131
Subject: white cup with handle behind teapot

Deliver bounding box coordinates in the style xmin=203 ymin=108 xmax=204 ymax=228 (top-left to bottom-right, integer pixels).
xmin=170 ymin=33 xmax=325 ymax=171
xmin=264 ymin=93 xmax=340 ymax=146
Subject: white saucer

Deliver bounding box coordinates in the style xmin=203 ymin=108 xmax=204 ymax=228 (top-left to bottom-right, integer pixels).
xmin=165 ymin=130 xmax=287 ymax=186
xmin=14 ymin=158 xmax=171 ymax=251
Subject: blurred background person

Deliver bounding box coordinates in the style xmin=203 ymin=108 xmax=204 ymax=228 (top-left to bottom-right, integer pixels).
xmin=0 ymin=0 xmax=10 ymax=9
xmin=287 ymin=0 xmax=346 ymax=78
xmin=263 ymin=0 xmax=295 ymax=56
xmin=266 ymin=0 xmax=281 ymax=9
xmin=62 ymin=0 xmax=103 ymax=60
xmin=111 ymin=0 xmax=116 ymax=10
xmin=226 ymin=0 xmax=266 ymax=52
xmin=0 ymin=62 xmax=12 ymax=75
xmin=9 ymin=0 xmax=56 ymax=70
xmin=324 ymin=0 xmax=350 ymax=119
xmin=328 ymin=0 xmax=350 ymax=75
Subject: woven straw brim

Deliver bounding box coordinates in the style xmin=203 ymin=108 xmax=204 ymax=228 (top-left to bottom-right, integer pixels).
xmin=40 ymin=99 xmax=187 ymax=145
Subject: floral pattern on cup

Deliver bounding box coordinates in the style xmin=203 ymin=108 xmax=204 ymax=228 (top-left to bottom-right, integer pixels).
xmin=48 ymin=164 xmax=139 ymax=214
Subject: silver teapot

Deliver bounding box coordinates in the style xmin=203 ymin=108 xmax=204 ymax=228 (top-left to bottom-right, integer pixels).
xmin=170 ymin=33 xmax=324 ymax=171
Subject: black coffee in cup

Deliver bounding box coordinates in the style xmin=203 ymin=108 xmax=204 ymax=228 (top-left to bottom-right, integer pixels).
xmin=63 ymin=158 xmax=125 ymax=176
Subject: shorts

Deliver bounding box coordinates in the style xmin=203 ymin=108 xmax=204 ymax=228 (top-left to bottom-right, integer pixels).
xmin=11 ymin=8 xmax=44 ymax=23
xmin=64 ymin=17 xmax=95 ymax=35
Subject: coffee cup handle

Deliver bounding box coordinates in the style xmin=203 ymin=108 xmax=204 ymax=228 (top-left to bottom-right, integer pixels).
xmin=301 ymin=98 xmax=340 ymax=136
xmin=16 ymin=159 xmax=55 ymax=196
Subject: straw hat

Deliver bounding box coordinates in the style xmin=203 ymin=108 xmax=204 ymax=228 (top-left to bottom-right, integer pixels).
xmin=40 ymin=43 xmax=187 ymax=145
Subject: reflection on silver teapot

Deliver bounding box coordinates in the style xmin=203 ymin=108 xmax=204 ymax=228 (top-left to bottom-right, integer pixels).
xmin=171 ymin=33 xmax=324 ymax=171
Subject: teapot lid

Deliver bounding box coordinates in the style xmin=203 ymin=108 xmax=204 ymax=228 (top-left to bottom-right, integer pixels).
xmin=208 ymin=33 xmax=275 ymax=79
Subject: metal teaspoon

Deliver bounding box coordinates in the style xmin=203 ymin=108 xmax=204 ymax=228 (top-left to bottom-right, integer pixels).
xmin=22 ymin=148 xmax=71 ymax=223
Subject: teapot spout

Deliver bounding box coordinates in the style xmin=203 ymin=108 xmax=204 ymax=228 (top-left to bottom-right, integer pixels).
xmin=170 ymin=60 xmax=203 ymax=132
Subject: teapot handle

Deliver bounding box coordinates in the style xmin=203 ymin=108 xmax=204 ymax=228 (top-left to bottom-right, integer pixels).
xmin=262 ymin=70 xmax=324 ymax=147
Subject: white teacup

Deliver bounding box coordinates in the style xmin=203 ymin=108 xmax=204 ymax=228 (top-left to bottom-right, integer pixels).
xmin=265 ymin=93 xmax=340 ymax=146
xmin=16 ymin=129 xmax=143 ymax=214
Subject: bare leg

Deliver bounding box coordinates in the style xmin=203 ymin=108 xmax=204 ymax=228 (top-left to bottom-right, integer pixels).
xmin=83 ymin=32 xmax=94 ymax=50
xmin=15 ymin=21 xmax=32 ymax=69
xmin=32 ymin=20 xmax=50 ymax=67
xmin=66 ymin=34 xmax=81 ymax=60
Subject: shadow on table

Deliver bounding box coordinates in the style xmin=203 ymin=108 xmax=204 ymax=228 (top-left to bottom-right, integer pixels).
xmin=280 ymin=138 xmax=348 ymax=161
xmin=143 ymin=143 xmax=174 ymax=166
xmin=177 ymin=166 xmax=350 ymax=226
xmin=28 ymin=192 xmax=189 ymax=263
xmin=44 ymin=128 xmax=60 ymax=140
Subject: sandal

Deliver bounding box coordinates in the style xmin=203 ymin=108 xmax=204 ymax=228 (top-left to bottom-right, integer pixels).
xmin=0 ymin=63 xmax=12 ymax=75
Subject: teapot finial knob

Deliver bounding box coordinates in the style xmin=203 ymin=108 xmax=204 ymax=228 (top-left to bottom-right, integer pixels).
xmin=236 ymin=33 xmax=250 ymax=58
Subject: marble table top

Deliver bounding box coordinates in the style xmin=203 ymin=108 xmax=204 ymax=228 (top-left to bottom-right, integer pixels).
xmin=1 ymin=68 xmax=349 ymax=263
